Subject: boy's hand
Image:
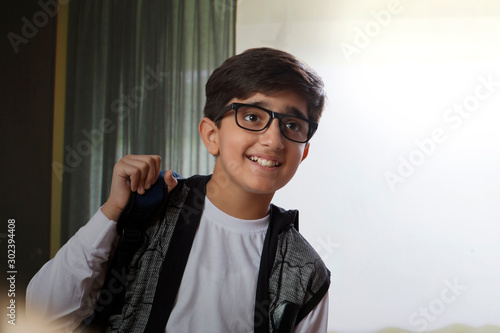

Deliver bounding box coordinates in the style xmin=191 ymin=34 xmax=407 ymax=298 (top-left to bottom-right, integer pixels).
xmin=101 ymin=155 xmax=177 ymax=221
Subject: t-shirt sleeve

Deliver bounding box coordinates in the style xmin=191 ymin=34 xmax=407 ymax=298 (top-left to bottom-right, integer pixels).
xmin=293 ymin=290 xmax=329 ymax=333
xmin=26 ymin=208 xmax=119 ymax=332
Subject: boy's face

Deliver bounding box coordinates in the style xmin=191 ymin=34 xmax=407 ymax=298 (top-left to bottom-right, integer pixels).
xmin=202 ymin=89 xmax=310 ymax=197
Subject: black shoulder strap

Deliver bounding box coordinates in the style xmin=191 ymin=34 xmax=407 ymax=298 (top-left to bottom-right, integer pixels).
xmin=254 ymin=204 xmax=298 ymax=333
xmin=144 ymin=175 xmax=210 ymax=332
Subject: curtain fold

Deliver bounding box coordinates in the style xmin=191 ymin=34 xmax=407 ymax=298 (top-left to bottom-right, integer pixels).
xmin=60 ymin=0 xmax=236 ymax=242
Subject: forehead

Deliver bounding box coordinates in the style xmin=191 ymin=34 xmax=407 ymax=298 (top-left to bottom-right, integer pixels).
xmin=230 ymin=91 xmax=309 ymax=118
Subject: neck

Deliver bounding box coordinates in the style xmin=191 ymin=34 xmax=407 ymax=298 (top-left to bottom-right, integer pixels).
xmin=205 ymin=174 xmax=274 ymax=220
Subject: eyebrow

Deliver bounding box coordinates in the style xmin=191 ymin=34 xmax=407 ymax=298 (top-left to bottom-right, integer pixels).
xmin=249 ymin=101 xmax=308 ymax=119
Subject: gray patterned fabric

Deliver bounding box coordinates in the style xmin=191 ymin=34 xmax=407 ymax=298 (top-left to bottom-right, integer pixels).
xmin=106 ymin=185 xmax=189 ymax=332
xmin=269 ymin=229 xmax=330 ymax=330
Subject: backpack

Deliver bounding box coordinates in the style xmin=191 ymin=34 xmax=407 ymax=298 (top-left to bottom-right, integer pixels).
xmin=78 ymin=172 xmax=329 ymax=333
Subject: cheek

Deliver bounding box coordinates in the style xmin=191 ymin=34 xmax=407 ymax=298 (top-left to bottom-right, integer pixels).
xmin=290 ymin=146 xmax=306 ymax=164
xmin=218 ymin=133 xmax=248 ymax=169
xmin=220 ymin=129 xmax=253 ymax=153
xmin=288 ymin=147 xmax=307 ymax=175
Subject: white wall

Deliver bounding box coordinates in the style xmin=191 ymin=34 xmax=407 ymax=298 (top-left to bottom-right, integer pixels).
xmin=237 ymin=1 xmax=500 ymax=332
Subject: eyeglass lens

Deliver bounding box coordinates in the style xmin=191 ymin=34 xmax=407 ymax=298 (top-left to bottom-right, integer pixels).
xmin=235 ymin=105 xmax=310 ymax=142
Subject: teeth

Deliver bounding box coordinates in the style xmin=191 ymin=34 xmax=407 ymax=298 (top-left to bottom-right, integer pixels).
xmin=249 ymin=156 xmax=280 ymax=167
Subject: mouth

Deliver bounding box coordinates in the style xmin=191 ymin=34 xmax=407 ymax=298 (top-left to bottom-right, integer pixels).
xmin=247 ymin=155 xmax=282 ymax=168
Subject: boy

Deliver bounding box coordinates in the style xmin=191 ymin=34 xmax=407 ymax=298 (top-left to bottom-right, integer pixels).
xmin=27 ymin=47 xmax=330 ymax=332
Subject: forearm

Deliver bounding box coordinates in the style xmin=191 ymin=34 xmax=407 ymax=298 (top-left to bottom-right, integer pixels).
xmin=26 ymin=209 xmax=118 ymax=331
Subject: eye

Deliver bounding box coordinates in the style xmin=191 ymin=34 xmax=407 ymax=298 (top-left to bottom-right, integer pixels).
xmin=285 ymin=119 xmax=303 ymax=132
xmin=242 ymin=113 xmax=261 ymax=122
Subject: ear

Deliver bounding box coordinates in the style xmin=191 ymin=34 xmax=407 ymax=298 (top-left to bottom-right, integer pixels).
xmin=199 ymin=117 xmax=220 ymax=156
xmin=301 ymin=142 xmax=310 ymax=162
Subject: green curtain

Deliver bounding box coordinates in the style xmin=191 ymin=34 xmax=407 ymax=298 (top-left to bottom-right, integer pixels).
xmin=60 ymin=0 xmax=236 ymax=242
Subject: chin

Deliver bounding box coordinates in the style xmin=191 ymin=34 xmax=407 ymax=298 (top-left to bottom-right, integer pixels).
xmin=246 ymin=179 xmax=286 ymax=195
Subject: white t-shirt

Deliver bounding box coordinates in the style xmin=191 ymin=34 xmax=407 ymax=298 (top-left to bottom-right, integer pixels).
xmin=27 ymin=197 xmax=329 ymax=332
xmin=167 ymin=197 xmax=269 ymax=332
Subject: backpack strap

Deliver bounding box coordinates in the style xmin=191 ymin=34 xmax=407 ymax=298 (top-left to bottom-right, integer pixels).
xmin=79 ymin=171 xmax=182 ymax=332
xmin=254 ymin=204 xmax=298 ymax=333
xmin=254 ymin=205 xmax=330 ymax=333
xmin=144 ymin=175 xmax=211 ymax=332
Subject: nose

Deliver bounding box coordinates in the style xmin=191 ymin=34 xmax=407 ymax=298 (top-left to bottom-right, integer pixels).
xmin=260 ymin=118 xmax=285 ymax=149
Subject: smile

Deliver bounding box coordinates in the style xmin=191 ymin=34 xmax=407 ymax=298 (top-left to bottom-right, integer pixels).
xmin=248 ymin=156 xmax=281 ymax=168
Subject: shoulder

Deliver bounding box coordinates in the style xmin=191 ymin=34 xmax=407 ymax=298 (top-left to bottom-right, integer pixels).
xmin=269 ymin=208 xmax=331 ymax=325
xmin=164 ymin=174 xmax=211 ymax=207
xmin=270 ymin=203 xmax=331 ymax=295
xmin=270 ymin=203 xmax=330 ymax=280
xmin=278 ymin=227 xmax=331 ymax=283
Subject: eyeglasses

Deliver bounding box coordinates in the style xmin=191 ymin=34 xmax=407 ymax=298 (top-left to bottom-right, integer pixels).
xmin=214 ymin=103 xmax=318 ymax=143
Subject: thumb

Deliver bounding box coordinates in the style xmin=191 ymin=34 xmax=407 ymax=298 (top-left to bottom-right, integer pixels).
xmin=164 ymin=169 xmax=178 ymax=193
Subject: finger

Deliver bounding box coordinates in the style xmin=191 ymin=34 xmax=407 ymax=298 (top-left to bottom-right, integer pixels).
xmin=154 ymin=155 xmax=162 ymax=183
xmin=164 ymin=169 xmax=178 ymax=193
xmin=123 ymin=156 xmax=152 ymax=194
xmin=143 ymin=155 xmax=161 ymax=190
xmin=126 ymin=163 xmax=146 ymax=193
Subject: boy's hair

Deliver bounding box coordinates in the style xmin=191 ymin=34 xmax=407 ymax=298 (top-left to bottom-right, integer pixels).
xmin=203 ymin=47 xmax=326 ymax=124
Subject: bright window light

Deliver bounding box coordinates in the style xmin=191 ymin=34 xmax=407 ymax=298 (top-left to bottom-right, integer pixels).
xmin=237 ymin=1 xmax=500 ymax=331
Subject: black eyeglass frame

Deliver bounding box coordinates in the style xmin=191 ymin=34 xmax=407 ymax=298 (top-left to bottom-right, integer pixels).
xmin=214 ymin=103 xmax=318 ymax=143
